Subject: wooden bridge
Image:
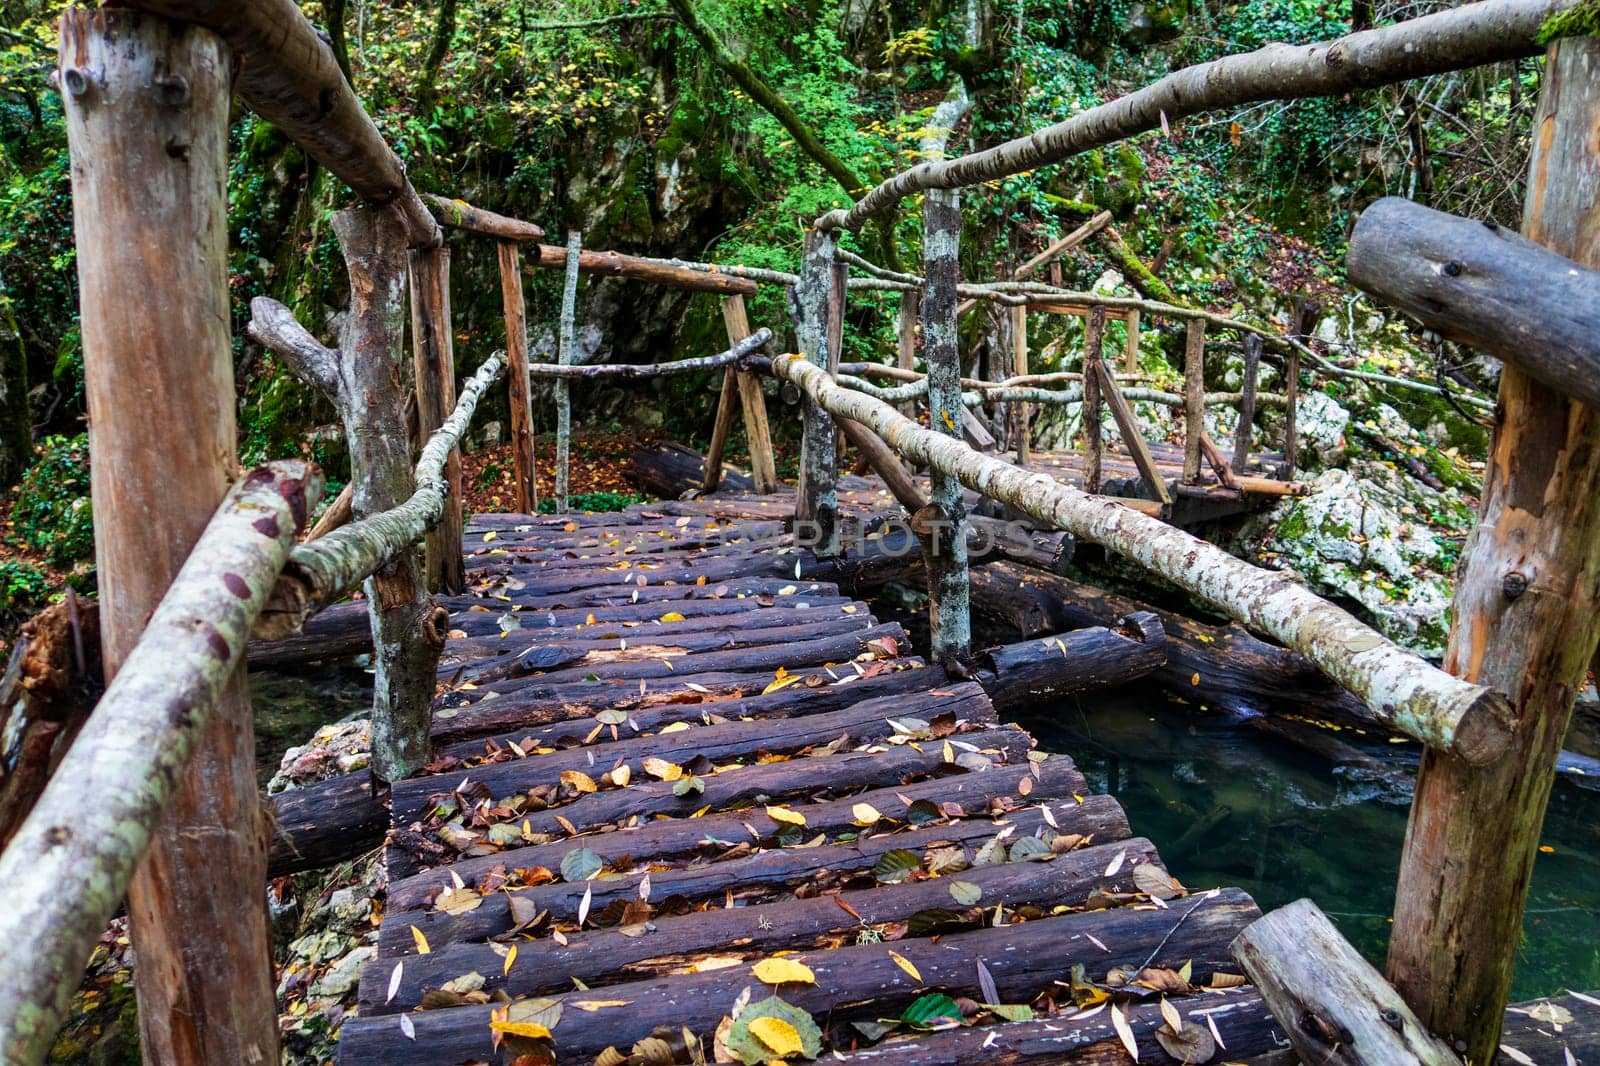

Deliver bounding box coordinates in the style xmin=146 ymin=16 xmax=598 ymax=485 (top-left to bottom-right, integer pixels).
xmin=328 ymin=501 xmax=1277 ymax=1063
xmin=5 ymin=3 xmax=1600 ymax=1066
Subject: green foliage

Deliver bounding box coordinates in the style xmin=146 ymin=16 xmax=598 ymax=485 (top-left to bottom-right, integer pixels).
xmin=0 ymin=558 xmax=50 ymax=612
xmin=1538 ymin=0 xmax=1600 ymax=44
xmin=538 ymin=490 xmax=642 ymax=513
xmin=10 ymin=433 xmax=93 ymax=569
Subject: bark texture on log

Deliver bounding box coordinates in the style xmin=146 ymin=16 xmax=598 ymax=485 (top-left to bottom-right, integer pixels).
xmin=409 ymin=244 xmax=465 ymax=594
xmin=1348 ymin=195 xmax=1600 ymax=410
xmin=122 ymin=0 xmax=441 ymax=247
xmin=757 ymin=352 xmax=1512 ymax=762
xmin=56 ymin=13 xmax=282 ymax=1065
xmin=1234 ymin=899 xmax=1460 ymax=1065
xmin=725 ymin=294 xmax=778 ymax=492
xmin=792 ymin=229 xmax=843 ymax=555
xmin=1082 ymin=306 xmax=1106 ymax=494
xmin=424 ymin=192 xmax=544 ymax=242
xmin=499 ymin=240 xmax=538 ymax=514
xmin=814 ymin=0 xmax=1583 ymax=232
xmin=0 ymin=461 xmax=317 ymax=1066
xmin=527 ymin=243 xmax=759 ymax=294
xmin=921 ymin=186 xmax=972 ymax=666
xmin=977 ymin=614 xmax=1166 ymax=710
xmin=1386 ymin=39 xmax=1600 ymax=1063
xmin=1183 ymin=320 xmax=1206 ymax=483
xmin=555 ymin=229 xmax=580 ymax=512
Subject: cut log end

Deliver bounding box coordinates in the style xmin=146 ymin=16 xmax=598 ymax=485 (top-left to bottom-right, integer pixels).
xmin=1450 ymin=688 xmax=1517 ymax=766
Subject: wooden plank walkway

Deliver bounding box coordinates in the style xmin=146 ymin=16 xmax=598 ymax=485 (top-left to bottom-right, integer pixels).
xmin=334 ymin=500 xmax=1286 ymax=1064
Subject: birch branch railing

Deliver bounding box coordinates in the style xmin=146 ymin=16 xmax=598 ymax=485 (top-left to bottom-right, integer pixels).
xmin=812 ymin=0 xmax=1584 ymax=234
xmin=255 ymin=353 xmax=505 ymax=639
xmin=750 ymin=351 xmax=1514 ymax=764
xmin=0 ymin=460 xmax=321 ymax=1065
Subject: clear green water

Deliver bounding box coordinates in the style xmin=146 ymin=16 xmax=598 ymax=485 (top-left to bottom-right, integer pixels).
xmin=249 ymin=663 xmax=371 ymax=788
xmin=1016 ymin=688 xmax=1600 ymax=1002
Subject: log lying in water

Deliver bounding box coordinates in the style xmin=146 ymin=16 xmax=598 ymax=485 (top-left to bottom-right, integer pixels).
xmin=363 ymin=832 xmax=1148 ymax=1012
xmin=342 ymin=888 xmax=1261 ymax=1064
xmin=975 ymin=612 xmax=1166 ymax=711
xmin=1233 ymin=898 xmax=1461 ymax=1065
xmin=1347 ymin=196 xmax=1600 ymax=411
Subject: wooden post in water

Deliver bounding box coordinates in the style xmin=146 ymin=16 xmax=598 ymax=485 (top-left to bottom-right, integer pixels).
xmin=1232 ymin=332 xmax=1262 ymax=475
xmin=920 ymin=187 xmax=972 ymax=667
xmin=1082 ymin=307 xmax=1106 ymax=495
xmin=409 ymin=244 xmax=464 ymax=593
xmin=1385 ymin=38 xmax=1600 ymax=1064
xmin=497 ymin=241 xmax=537 ymax=513
xmin=1182 ymin=319 xmax=1206 ymax=483
xmin=1010 ymin=305 xmax=1030 ymax=464
xmin=792 ymin=229 xmax=843 ymax=556
xmin=555 ymin=230 xmax=580 ymax=512
xmin=59 ymin=8 xmax=279 ymax=1061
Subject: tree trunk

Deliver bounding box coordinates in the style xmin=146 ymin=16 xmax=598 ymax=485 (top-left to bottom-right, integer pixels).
xmin=56 ymin=11 xmax=281 ymax=1063
xmin=1385 ymin=38 xmax=1600 ymax=1063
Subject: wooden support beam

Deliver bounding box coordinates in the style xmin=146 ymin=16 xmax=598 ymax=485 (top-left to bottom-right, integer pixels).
xmin=1284 ymin=297 xmax=1316 ymax=477
xmin=1094 ymin=360 xmax=1174 ymax=505
xmin=555 ymin=230 xmax=580 ymax=512
xmin=1123 ymin=306 xmax=1141 ymax=373
xmin=921 ymin=186 xmax=972 ymax=667
xmin=1082 ymin=306 xmax=1106 ymax=494
xmin=838 ymin=417 xmax=926 ymax=513
xmin=1027 ymin=301 xmax=1132 ymax=321
xmin=793 ymin=229 xmax=843 ymax=555
xmin=123 ymin=0 xmax=440 ymax=248
xmin=1234 ymin=899 xmax=1461 ymax=1065
xmin=1232 ymin=332 xmax=1262 ymax=474
xmin=526 ymin=244 xmax=759 ymax=295
xmin=497 ymin=240 xmax=537 ymax=514
xmin=1201 ymin=432 xmax=1240 ymax=490
xmin=424 ymin=193 xmax=545 ymax=243
xmin=702 ymin=371 xmax=739 ymax=494
xmin=1010 ymin=304 xmax=1031 ymax=464
xmin=724 ymin=295 xmax=777 ymax=493
xmin=1349 ymin=196 xmax=1600 ymax=409
xmin=408 ymin=245 xmax=465 ymax=594
xmin=1386 ymin=38 xmax=1600 ymax=1063
xmin=52 ymin=12 xmax=280 ymax=1060
xmin=1183 ymin=319 xmax=1206 ymax=483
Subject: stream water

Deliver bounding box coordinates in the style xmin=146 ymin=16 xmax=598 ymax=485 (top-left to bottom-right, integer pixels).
xmin=1015 ymin=686 xmax=1600 ymax=1002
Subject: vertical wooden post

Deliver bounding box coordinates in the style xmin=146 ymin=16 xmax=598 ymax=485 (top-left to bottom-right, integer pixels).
xmin=497 ymin=241 xmax=537 ymax=513
xmin=1123 ymin=307 xmax=1141 ymax=374
xmin=723 ymin=294 xmax=777 ymax=493
xmin=1283 ymin=300 xmax=1316 ymax=479
xmin=1183 ymin=319 xmax=1206 ymax=483
xmin=702 ymin=365 xmax=739 ymax=494
xmin=920 ymin=187 xmax=971 ymax=667
xmin=1009 ymin=304 xmax=1030 ymax=465
xmin=60 ymin=9 xmax=279 ymax=1061
xmin=555 ymin=230 xmax=580 ymax=513
xmin=1386 ymin=39 xmax=1600 ymax=1064
xmin=1082 ymin=307 xmax=1106 ymax=494
xmin=409 ymin=244 xmax=464 ymax=593
xmin=793 ymin=229 xmax=842 ymax=556
xmin=896 ymin=291 xmax=918 ymax=379
xmin=1231 ymin=332 xmax=1262 ymax=475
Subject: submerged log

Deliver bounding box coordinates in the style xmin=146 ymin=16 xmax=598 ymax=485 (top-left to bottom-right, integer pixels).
xmin=757 ymin=351 xmax=1512 ymax=764
xmin=1348 ymin=196 xmax=1600 ymax=410
xmin=1233 ymin=898 xmax=1460 ymax=1065
xmin=976 ymin=613 xmax=1166 ymax=710
xmin=343 ymin=890 xmax=1261 ymax=1065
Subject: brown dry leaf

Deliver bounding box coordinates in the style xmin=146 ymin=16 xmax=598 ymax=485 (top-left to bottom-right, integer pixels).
xmin=562 ymin=770 xmax=599 ymax=794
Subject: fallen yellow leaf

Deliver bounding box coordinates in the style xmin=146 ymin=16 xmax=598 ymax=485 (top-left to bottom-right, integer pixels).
xmin=888 ymin=951 xmax=922 ymax=983
xmin=752 ymin=958 xmax=817 ymax=986
xmin=411 ymin=926 xmax=431 ymax=955
xmin=488 ymin=1020 xmax=551 ymax=1039
xmin=852 ymin=803 xmax=883 ymax=827
xmin=748 ymin=1016 xmax=804 ymax=1057
xmin=766 ymin=805 xmax=808 ymax=828
xmin=660 ymin=611 xmax=687 ymax=623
